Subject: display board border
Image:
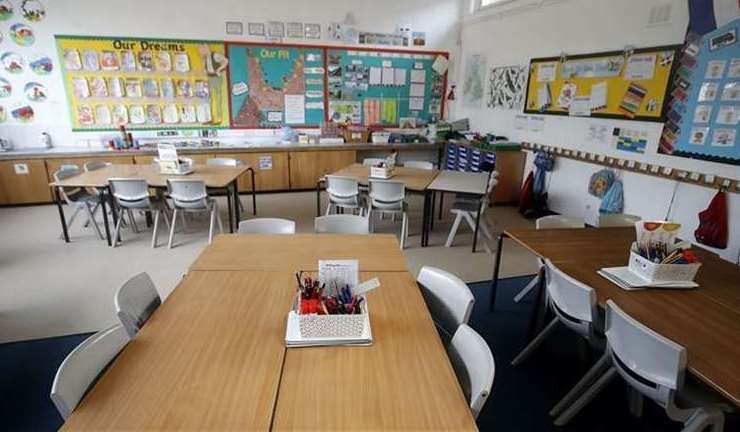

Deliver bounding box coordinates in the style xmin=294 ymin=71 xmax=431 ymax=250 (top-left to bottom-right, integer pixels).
xmin=523 ymin=44 xmax=681 ymax=123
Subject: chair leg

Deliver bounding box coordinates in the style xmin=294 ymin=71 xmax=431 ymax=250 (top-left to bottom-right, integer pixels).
xmin=628 ymin=387 xmax=644 ymax=418
xmin=216 ymin=202 xmax=223 ymax=234
xmin=325 ymin=202 xmax=332 ymax=216
xmin=168 ymin=209 xmax=178 ymax=249
xmin=128 ymin=209 xmax=139 ymax=233
xmin=111 ymin=212 xmax=124 ymax=248
xmin=554 ymin=367 xmax=617 ymax=426
xmin=67 ymin=207 xmax=81 ymax=229
xmin=160 ymin=206 xmax=171 ymax=230
xmin=368 ymin=209 xmax=375 ymax=233
xmin=682 ymin=407 xmax=725 ymax=432
xmin=514 ymin=275 xmax=540 ymax=303
xmin=208 ymin=207 xmax=216 ymax=244
xmin=445 ymin=213 xmax=464 ymax=248
xmin=85 ymin=203 xmax=104 ymax=240
xmin=151 ymin=210 xmax=161 ymax=248
xmin=550 ymin=353 xmax=611 ymax=417
xmin=400 ymin=212 xmax=408 ymax=250
xmin=180 ymin=209 xmax=188 ymax=232
xmin=511 ymin=317 xmax=559 ymax=366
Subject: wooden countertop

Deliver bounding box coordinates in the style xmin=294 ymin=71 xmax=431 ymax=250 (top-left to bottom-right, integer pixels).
xmin=504 ymin=227 xmax=740 ymax=406
xmin=327 ymin=163 xmax=440 ymax=192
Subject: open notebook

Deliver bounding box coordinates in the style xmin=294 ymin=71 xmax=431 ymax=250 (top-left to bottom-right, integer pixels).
xmin=598 ymin=266 xmax=698 ymax=291
xmin=285 ymin=311 xmax=373 ymax=348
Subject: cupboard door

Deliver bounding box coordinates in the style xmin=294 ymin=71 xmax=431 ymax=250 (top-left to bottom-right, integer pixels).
xmin=221 ymin=152 xmax=289 ymax=192
xmin=0 ymin=159 xmax=53 ymax=204
xmin=288 ymin=150 xmax=357 ymax=190
xmin=492 ymin=150 xmax=526 ymax=204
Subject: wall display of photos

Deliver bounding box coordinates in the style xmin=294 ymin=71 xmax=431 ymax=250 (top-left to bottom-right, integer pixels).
xmin=659 ymin=18 xmax=739 ymax=166
xmin=524 ymin=45 xmax=680 ymax=122
xmin=326 ymin=48 xmax=447 ymax=127
xmin=226 ymin=42 xmax=325 ymax=128
xmin=55 ymin=35 xmax=230 ymax=131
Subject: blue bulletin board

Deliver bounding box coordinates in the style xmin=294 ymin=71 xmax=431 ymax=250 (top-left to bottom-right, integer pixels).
xmin=227 ymin=43 xmax=325 ymax=128
xmin=659 ymin=18 xmax=740 ymax=166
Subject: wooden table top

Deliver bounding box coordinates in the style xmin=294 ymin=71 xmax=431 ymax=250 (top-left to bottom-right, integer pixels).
xmin=273 ymin=271 xmax=477 ymax=431
xmin=327 ymin=163 xmax=439 ymax=192
xmin=190 ymin=233 xmax=410 ymax=272
xmin=427 ymin=170 xmax=489 ymax=195
xmin=505 ymin=227 xmax=740 ymax=406
xmin=61 ymin=270 xmax=295 ymax=431
xmin=49 ymin=164 xmax=247 ymax=189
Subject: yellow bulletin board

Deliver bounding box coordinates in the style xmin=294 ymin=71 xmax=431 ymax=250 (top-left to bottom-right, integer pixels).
xmin=524 ymin=45 xmax=680 ymax=122
xmin=55 ymin=35 xmax=230 ymax=131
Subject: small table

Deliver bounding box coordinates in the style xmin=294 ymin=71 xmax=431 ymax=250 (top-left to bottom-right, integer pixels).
xmin=49 ymin=164 xmax=252 ymax=245
xmin=423 ymin=170 xmax=490 ymax=252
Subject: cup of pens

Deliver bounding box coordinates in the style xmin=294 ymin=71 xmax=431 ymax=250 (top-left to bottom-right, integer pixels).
xmin=294 ymin=272 xmax=368 ymax=339
xmin=629 ymin=221 xmax=702 ymax=283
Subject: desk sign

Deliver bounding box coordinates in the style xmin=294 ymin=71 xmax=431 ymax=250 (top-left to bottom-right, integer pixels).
xmin=13 ymin=163 xmax=29 ymax=174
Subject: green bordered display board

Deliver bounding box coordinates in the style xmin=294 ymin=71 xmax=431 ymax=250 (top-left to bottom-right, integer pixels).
xmin=524 ymin=45 xmax=680 ymax=122
xmin=56 ymin=35 xmax=230 ymax=131
xmin=226 ymin=42 xmax=448 ymax=128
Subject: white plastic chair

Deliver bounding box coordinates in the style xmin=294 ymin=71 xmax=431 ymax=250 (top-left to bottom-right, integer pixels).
xmin=403 ymin=160 xmax=434 ymax=170
xmin=115 ymin=272 xmax=161 ymax=338
xmin=513 ymin=215 xmax=586 ymax=303
xmin=167 ymin=179 xmax=223 ymax=248
xmin=368 ymin=180 xmax=408 ymax=249
xmin=417 ymin=266 xmax=475 ymax=345
xmin=206 ymin=157 xmax=244 ymax=212
xmin=50 ymin=324 xmax=129 ymax=420
xmin=54 ymin=168 xmax=104 ymax=241
xmin=444 ymin=172 xmax=499 ymax=253
xmin=597 ymin=213 xmax=641 ymax=228
xmin=325 ymin=175 xmax=365 ymax=216
xmin=238 ymin=218 xmax=295 ymax=234
xmin=362 ymin=158 xmax=386 ymax=166
xmin=552 ymin=300 xmax=728 ymax=430
xmin=109 ymin=178 xmax=170 ymax=248
xmin=314 ymin=214 xmax=369 ymax=234
xmin=447 ymin=324 xmax=496 ymax=419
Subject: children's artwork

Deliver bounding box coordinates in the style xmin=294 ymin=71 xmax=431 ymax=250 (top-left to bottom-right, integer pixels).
xmin=614 ymin=127 xmax=648 ymax=154
xmin=0 ymin=77 xmax=11 ymax=97
xmin=20 ymin=0 xmax=45 ymax=22
xmin=128 ymin=105 xmax=145 ymax=124
xmin=160 ymin=79 xmax=174 ymax=99
xmin=561 ymin=56 xmax=623 ymax=79
xmin=698 ymin=82 xmax=719 ymax=101
xmin=82 ymin=49 xmax=99 ymax=71
xmin=108 ymin=77 xmax=123 ymax=98
xmin=180 ymin=104 xmax=196 ymax=123
xmin=145 ymin=104 xmax=161 ymax=124
xmin=487 ymin=65 xmax=526 ymax=109
xmin=72 ymin=77 xmax=89 ymax=98
xmin=29 ymin=54 xmax=52 ymax=74
xmin=711 ymin=129 xmax=736 ymax=147
xmin=142 ymin=79 xmax=159 ymax=98
xmin=196 ymin=103 xmax=212 ymax=123
xmin=125 ymin=78 xmax=142 ymax=98
xmin=162 ymin=104 xmax=178 ymax=123
xmin=120 ymin=50 xmax=136 ymax=71
xmin=89 ymin=77 xmax=108 ymax=97
xmin=729 ymin=58 xmax=740 ymax=78
xmin=556 ymin=82 xmax=577 ymax=108
xmin=720 ymin=82 xmax=740 ymax=101
xmin=12 ymin=104 xmax=34 ymax=122
xmin=112 ymin=104 xmax=128 ymax=125
xmin=10 ymin=23 xmax=34 ymax=46
xmin=618 ymin=82 xmax=647 ymax=118
xmin=155 ymin=51 xmax=171 ymax=72
xmin=100 ymin=51 xmax=119 ymax=71
xmin=63 ymin=49 xmax=81 ymax=70
xmin=0 ymin=0 xmax=14 ymax=20
xmin=2 ymin=52 xmax=24 ymax=73
xmin=705 ymin=60 xmax=727 ymax=79
xmin=193 ymin=80 xmax=209 ymax=98
xmin=716 ymin=105 xmax=737 ymax=125
xmin=0 ymin=106 xmax=6 ymax=122
xmin=138 ymin=51 xmax=154 ymax=72
xmin=176 ymin=79 xmax=191 ymax=97
xmin=24 ymin=81 xmax=46 ymax=102
xmin=76 ymin=105 xmax=93 ymax=125
xmin=694 ymin=104 xmax=712 ymax=123
xmin=328 ymin=100 xmax=361 ymax=123
xmin=462 ymin=54 xmax=486 ymax=108
xmin=95 ymin=105 xmax=111 ymax=125
xmin=689 ymin=127 xmax=709 ymax=145
xmin=537 ymin=83 xmax=551 ymax=110
xmin=174 ymin=52 xmax=190 ymax=72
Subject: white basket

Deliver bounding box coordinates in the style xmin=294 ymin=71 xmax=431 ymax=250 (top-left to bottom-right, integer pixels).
xmin=372 ymin=132 xmax=390 ymax=143
xmin=295 ymin=296 xmax=369 ymax=338
xmin=628 ymin=248 xmax=701 ymax=283
xmin=370 ymin=166 xmax=394 ymax=179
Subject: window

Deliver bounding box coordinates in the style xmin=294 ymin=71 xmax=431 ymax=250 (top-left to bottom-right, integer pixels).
xmin=477 ymin=0 xmax=517 ymax=10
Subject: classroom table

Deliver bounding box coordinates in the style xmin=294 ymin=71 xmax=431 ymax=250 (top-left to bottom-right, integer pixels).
xmin=423 ymin=170 xmax=490 ymax=252
xmin=49 ymin=163 xmax=254 ymax=245
xmin=61 ymin=234 xmax=477 ymax=430
xmin=490 ymin=227 xmax=740 ymax=407
xmin=315 ymin=163 xmax=439 ymax=216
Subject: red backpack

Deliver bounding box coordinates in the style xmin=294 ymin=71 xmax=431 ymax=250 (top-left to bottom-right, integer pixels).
xmin=694 ymin=191 xmax=728 ymax=249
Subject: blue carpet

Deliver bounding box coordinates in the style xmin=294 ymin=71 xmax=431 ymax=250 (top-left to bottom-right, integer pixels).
xmin=0 ymin=277 xmax=735 ymax=431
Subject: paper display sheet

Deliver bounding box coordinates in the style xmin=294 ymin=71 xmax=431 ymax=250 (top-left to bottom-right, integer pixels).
xmin=284 ymin=94 xmax=306 ymax=124
xmin=318 ymin=260 xmax=359 ymax=295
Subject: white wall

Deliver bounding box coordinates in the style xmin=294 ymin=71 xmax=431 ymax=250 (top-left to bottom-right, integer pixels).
xmin=0 ymin=0 xmax=461 ymax=147
xmin=453 ymin=0 xmax=740 ymax=262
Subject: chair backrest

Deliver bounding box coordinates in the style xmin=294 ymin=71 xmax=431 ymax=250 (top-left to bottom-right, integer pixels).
xmin=84 ymin=160 xmax=111 ymax=172
xmin=314 ymin=215 xmax=369 ymax=234
xmin=543 ymin=260 xmax=597 ymax=336
xmin=605 ymin=300 xmax=686 ymax=405
xmin=108 ymin=178 xmax=151 ymax=208
xmin=363 ymin=158 xmax=385 ymax=166
xmin=369 ymin=180 xmax=405 ymax=206
xmin=167 ymin=179 xmax=208 ymax=209
xmin=50 ymin=324 xmax=129 ymax=420
xmin=417 ymin=266 xmax=475 ymax=341
xmin=325 ymin=175 xmax=359 ymax=199
xmin=114 ymin=272 xmax=161 ymax=338
xmin=206 ymin=157 xmax=241 ymax=167
xmin=53 ymin=168 xmax=84 ymax=203
xmin=447 ymin=324 xmax=495 ymax=419
xmin=598 ymin=213 xmax=641 ymax=228
xmin=535 ymin=215 xmax=585 ymax=229
xmin=404 ymin=160 xmax=434 ymax=170
xmin=238 ymin=218 xmax=296 ymax=234
xmin=60 ymin=164 xmax=80 ymax=173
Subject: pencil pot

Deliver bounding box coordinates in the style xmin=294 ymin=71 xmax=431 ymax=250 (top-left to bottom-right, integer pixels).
xmin=628 ymin=245 xmax=701 ymax=283
xmin=294 ymin=295 xmax=369 ymax=338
